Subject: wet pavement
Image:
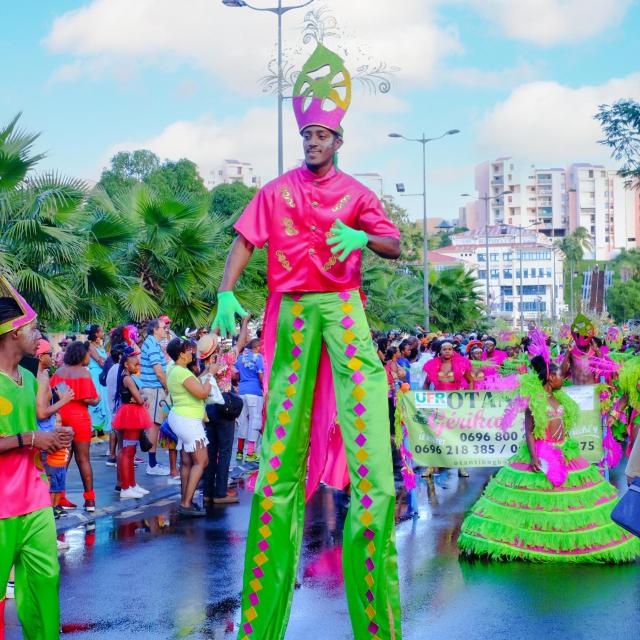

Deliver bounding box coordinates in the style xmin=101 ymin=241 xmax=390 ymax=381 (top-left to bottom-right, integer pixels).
xmin=5 ymin=461 xmax=640 ymax=639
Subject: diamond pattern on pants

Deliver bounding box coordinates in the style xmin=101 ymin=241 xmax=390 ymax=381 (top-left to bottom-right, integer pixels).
xmin=242 ymin=294 xmax=304 ymax=637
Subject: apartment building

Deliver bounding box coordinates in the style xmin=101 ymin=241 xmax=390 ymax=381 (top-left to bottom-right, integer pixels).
xmin=436 ymin=224 xmax=565 ymax=327
xmin=467 ymin=157 xmax=639 ymax=260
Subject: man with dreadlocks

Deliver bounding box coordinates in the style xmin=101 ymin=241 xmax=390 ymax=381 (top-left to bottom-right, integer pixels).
xmin=0 ymin=276 xmax=73 ymax=638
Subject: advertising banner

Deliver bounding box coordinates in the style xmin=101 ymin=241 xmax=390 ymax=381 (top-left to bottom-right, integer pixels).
xmin=402 ymin=387 xmax=602 ymax=468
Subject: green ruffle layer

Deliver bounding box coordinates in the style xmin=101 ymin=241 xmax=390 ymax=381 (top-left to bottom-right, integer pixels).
xmin=458 ymin=532 xmax=640 ymax=564
xmin=457 ymin=441 xmax=640 ymax=563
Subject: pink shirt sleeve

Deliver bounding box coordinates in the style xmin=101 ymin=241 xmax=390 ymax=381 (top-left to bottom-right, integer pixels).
xmin=233 ymin=188 xmax=272 ymax=249
xmin=357 ymin=191 xmax=401 ymax=239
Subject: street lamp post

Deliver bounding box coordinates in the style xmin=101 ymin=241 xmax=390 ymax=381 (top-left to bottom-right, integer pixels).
xmin=389 ymin=129 xmax=460 ymax=330
xmin=461 ymin=191 xmax=511 ymax=319
xmin=222 ymin=0 xmax=315 ymax=176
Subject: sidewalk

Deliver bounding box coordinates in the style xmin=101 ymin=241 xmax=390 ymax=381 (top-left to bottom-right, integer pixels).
xmin=56 ymin=440 xmax=181 ymax=533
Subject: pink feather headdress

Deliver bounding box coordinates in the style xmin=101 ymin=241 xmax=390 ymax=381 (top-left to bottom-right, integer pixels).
xmin=527 ymin=329 xmax=550 ymax=368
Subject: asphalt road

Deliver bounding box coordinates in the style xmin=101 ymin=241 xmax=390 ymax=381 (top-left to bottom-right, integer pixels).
xmin=5 ymin=466 xmax=640 ymax=639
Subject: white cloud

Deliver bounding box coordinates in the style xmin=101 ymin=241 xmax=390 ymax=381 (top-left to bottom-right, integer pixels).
xmin=468 ymin=0 xmax=633 ymax=46
xmin=441 ymin=62 xmax=540 ymax=90
xmin=98 ymin=98 xmax=400 ymax=187
xmin=44 ymin=0 xmax=461 ymax=90
xmin=476 ymin=73 xmax=640 ymax=165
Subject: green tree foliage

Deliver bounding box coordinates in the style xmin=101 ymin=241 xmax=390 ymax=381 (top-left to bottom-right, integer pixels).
xmin=595 ymin=99 xmax=640 ymax=188
xmin=0 ymin=114 xmax=88 ymax=322
xmin=98 ymin=150 xmax=161 ymax=196
xmin=428 ymin=266 xmax=483 ymax=332
xmin=145 ymin=159 xmax=209 ymax=201
xmin=606 ymin=280 xmax=640 ymax=323
xmin=210 ymin=182 xmax=257 ymax=219
xmin=98 ymin=150 xmax=208 ymax=201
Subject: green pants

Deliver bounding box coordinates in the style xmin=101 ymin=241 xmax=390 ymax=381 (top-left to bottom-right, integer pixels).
xmin=0 ymin=508 xmax=59 ymax=640
xmin=238 ymin=290 xmax=401 ymax=640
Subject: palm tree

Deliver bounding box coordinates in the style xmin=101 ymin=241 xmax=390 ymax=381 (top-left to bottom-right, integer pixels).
xmin=428 ymin=266 xmax=483 ymax=332
xmin=0 ymin=114 xmax=89 ymax=323
xmin=82 ymin=184 xmax=268 ymax=328
xmin=557 ymin=227 xmax=593 ymax=317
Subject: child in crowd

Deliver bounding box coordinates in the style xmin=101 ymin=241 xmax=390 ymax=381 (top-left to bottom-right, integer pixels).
xmin=35 ymin=339 xmax=75 ymax=518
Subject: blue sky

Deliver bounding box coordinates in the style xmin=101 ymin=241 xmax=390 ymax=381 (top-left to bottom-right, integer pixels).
xmin=2 ymin=0 xmax=640 ymax=220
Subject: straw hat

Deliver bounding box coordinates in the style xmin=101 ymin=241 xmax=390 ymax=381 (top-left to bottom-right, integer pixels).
xmin=197 ymin=334 xmax=219 ymax=360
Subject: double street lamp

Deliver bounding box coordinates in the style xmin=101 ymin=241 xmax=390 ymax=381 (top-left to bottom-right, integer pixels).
xmin=388 ymin=129 xmax=460 ymax=330
xmin=222 ymin=0 xmax=315 ymax=176
xmin=461 ymin=191 xmax=512 ymax=318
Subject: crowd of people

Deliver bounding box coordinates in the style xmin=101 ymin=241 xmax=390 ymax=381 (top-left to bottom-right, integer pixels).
xmin=14 ymin=313 xmax=266 ymax=526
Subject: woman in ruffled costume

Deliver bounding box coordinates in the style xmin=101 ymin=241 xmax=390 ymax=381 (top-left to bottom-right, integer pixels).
xmin=459 ymin=353 xmax=640 ymax=562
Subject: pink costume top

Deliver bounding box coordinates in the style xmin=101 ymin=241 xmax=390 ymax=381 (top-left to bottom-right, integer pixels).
xmin=234 ymin=164 xmax=400 ymax=293
xmin=481 ymin=348 xmax=508 ymax=377
xmin=423 ymin=354 xmax=471 ymax=391
xmin=568 ymin=347 xmax=598 ymax=384
xmin=239 ymin=164 xmax=399 ymax=499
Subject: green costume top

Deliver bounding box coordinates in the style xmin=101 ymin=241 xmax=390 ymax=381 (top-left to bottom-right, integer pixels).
xmin=0 ymin=368 xmax=50 ymax=518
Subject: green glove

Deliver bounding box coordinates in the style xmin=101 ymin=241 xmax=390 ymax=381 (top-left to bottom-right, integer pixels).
xmin=212 ymin=291 xmax=248 ymax=337
xmin=326 ymin=219 xmax=368 ymax=262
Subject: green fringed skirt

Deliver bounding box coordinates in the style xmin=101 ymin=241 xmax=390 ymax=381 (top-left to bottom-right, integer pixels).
xmin=458 ymin=438 xmax=640 ymax=563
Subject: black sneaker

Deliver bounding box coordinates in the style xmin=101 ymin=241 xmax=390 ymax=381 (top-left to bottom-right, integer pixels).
xmin=53 ymin=505 xmax=65 ymax=519
xmin=179 ymin=505 xmax=206 ymax=518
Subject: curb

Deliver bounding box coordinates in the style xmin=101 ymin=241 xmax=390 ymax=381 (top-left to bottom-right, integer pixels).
xmin=55 ymin=485 xmax=181 ymax=534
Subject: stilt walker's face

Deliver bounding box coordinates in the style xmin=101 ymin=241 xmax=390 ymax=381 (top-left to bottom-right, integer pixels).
xmin=302 ymin=126 xmax=342 ymax=170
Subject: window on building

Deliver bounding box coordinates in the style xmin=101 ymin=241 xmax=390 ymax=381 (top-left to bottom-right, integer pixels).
xmin=503 ymin=252 xmax=513 ymax=261
xmin=503 ymin=302 xmax=514 ymax=312
xmin=478 ymin=254 xmax=486 ymax=262
xmin=491 ymin=269 xmax=499 ymax=279
xmin=523 ymin=269 xmax=528 ymax=278
xmin=501 ymin=286 xmax=513 ymax=296
xmin=478 ymin=270 xmax=487 ymax=279
xmin=546 ymin=269 xmax=552 ymax=278
xmin=518 ymin=301 xmax=547 ymax=312
xmin=538 ymin=268 xmax=544 ymax=278
xmin=503 ymin=269 xmax=513 ymax=279
xmin=490 ymin=253 xmax=499 ymax=261
xmin=517 ymin=285 xmax=546 ymax=295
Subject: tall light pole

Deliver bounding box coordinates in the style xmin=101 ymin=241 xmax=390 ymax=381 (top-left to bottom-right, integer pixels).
xmin=515 ymin=221 xmax=541 ymax=331
xmin=222 ymin=0 xmax=315 ymax=176
xmin=389 ymin=129 xmax=460 ymax=330
xmin=461 ymin=191 xmax=511 ymax=319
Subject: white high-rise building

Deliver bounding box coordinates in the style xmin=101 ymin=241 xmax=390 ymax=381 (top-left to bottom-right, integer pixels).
xmin=469 ymin=157 xmax=640 ymax=260
xmin=473 ymin=157 xmax=568 ymax=236
xmin=566 ymin=163 xmax=637 ymax=260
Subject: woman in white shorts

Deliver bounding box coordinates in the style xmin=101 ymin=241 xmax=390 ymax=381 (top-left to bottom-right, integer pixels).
xmin=166 ymin=338 xmax=218 ymax=517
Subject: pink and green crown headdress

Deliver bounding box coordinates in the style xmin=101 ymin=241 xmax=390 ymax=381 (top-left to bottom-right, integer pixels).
xmin=293 ymin=44 xmax=352 ymax=136
xmin=0 ymin=275 xmax=37 ymax=336
xmin=571 ymin=313 xmax=595 ymax=338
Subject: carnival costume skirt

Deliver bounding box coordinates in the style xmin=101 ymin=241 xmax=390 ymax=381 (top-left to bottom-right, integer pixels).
xmin=112 ymin=403 xmax=153 ymax=431
xmin=458 ymin=438 xmax=640 ymax=563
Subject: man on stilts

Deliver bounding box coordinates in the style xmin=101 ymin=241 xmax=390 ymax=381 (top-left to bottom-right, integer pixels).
xmin=213 ymin=44 xmax=403 ymax=640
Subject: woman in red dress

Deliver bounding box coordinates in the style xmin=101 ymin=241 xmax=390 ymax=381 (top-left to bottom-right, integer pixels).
xmin=51 ymin=341 xmax=100 ymax=511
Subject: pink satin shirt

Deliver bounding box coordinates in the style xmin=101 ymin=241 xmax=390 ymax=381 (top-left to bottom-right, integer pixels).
xmin=234 ymin=164 xmax=400 ymax=293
